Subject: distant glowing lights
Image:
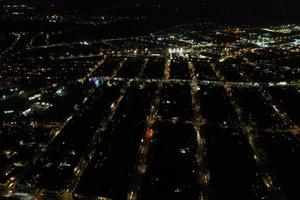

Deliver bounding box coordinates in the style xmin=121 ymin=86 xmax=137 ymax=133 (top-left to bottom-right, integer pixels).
xmin=80 ymin=41 xmax=90 ymax=45
xmin=56 ymin=87 xmax=65 ymax=96
xmin=146 ymin=128 xmax=154 ymax=139
xmin=277 ymin=81 xmax=287 ymax=86
xmin=89 ymin=77 xmax=102 ymax=87
xmin=28 ymin=94 xmax=41 ymax=101
xmin=4 ymin=110 xmax=14 ymax=114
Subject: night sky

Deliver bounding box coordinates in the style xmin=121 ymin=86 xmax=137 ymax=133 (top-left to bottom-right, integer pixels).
xmin=51 ymin=0 xmax=298 ymax=9
xmin=3 ymin=0 xmax=300 ymax=18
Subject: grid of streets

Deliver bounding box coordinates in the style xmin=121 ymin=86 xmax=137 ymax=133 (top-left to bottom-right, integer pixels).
xmin=1 ymin=22 xmax=300 ymax=200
